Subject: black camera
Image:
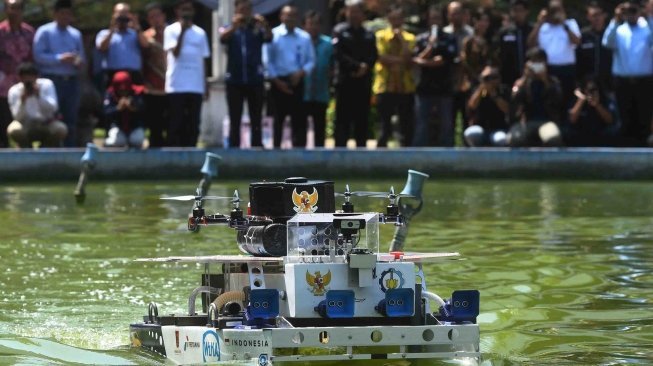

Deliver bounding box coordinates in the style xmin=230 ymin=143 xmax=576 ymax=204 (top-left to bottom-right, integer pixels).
xmin=333 ymin=218 xmax=366 ymax=236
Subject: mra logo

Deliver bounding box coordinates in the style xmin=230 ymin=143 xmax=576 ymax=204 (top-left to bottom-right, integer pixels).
xmin=202 ymin=330 xmax=220 ymax=362
xmin=258 ymin=353 xmax=269 ymax=366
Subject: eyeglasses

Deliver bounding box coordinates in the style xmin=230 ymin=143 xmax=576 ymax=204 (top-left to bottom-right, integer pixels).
xmin=624 ymin=7 xmax=639 ymax=15
xmin=482 ymin=74 xmax=500 ymax=81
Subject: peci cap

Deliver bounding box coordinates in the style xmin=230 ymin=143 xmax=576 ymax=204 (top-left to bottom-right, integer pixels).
xmin=54 ymin=0 xmax=73 ymax=10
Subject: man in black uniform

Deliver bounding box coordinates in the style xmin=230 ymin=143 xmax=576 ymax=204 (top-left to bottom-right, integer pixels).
xmin=576 ymin=1 xmax=612 ymax=92
xmin=332 ymin=0 xmax=377 ymax=148
xmin=494 ymin=0 xmax=532 ymax=90
xmin=412 ymin=5 xmax=458 ymax=146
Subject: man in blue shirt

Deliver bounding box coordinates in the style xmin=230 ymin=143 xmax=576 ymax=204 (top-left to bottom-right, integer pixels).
xmin=96 ymin=3 xmax=149 ymax=86
xmin=303 ymin=10 xmax=332 ymax=148
xmin=603 ymin=1 xmax=653 ymax=146
xmin=219 ymin=0 xmax=271 ymax=148
xmin=33 ymin=0 xmax=85 ymax=147
xmin=264 ymin=5 xmax=315 ymax=148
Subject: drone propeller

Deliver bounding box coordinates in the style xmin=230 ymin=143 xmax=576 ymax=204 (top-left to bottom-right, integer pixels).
xmin=361 ymin=186 xmax=415 ymax=199
xmin=161 ymin=195 xmax=239 ymax=202
xmin=336 ymin=187 xmax=415 ymax=199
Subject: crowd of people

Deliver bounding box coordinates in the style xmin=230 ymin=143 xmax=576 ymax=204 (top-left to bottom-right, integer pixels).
xmin=2 ymin=0 xmax=653 ymax=149
xmin=0 ymin=0 xmax=208 ymax=148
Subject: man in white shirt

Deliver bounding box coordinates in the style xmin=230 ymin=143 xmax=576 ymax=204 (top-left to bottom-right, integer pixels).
xmin=6 ymin=62 xmax=67 ymax=147
xmin=528 ymin=0 xmax=580 ymax=111
xmin=164 ymin=0 xmax=210 ymax=147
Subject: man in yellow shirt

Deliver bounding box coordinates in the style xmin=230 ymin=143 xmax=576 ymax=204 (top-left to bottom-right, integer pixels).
xmin=373 ymin=4 xmax=416 ymax=147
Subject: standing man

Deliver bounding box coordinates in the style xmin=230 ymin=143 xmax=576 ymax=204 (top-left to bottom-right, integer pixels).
xmin=220 ymin=0 xmax=271 ymax=149
xmin=444 ymin=1 xmax=474 ymax=132
xmin=603 ymin=1 xmax=653 ymax=147
xmin=264 ymin=5 xmax=315 ymax=148
xmin=494 ymin=0 xmax=532 ymax=91
xmin=332 ymin=0 xmax=377 ymax=148
xmin=373 ymin=4 xmax=415 ymax=148
xmin=33 ymin=0 xmax=85 ymax=147
xmin=164 ymin=0 xmax=210 ymax=147
xmin=96 ymin=3 xmax=148 ymax=85
xmin=528 ymin=0 xmax=581 ymax=109
xmin=576 ymin=2 xmax=612 ymax=93
xmin=142 ymin=2 xmax=168 ymax=147
xmin=303 ymin=10 xmax=332 ymax=148
xmin=413 ymin=5 xmax=457 ymax=147
xmin=0 ymin=0 xmax=34 ymax=148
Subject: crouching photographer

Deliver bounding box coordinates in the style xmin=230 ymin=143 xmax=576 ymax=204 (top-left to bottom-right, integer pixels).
xmin=508 ymin=48 xmax=564 ymax=147
xmin=6 ymin=63 xmax=67 ymax=148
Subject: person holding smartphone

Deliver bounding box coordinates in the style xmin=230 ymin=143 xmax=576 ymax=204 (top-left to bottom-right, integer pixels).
xmin=603 ymin=1 xmax=653 ymax=147
xmin=103 ymin=71 xmax=145 ymax=148
xmin=164 ymin=0 xmax=210 ymax=147
xmin=566 ymin=77 xmax=616 ymax=146
xmin=464 ymin=66 xmax=509 ymax=147
xmin=413 ymin=5 xmax=457 ymax=147
xmin=509 ymin=47 xmax=563 ymax=147
xmin=96 ymin=3 xmax=149 ymax=86
xmin=219 ymin=0 xmax=272 ymax=148
xmin=6 ymin=63 xmax=67 ymax=147
xmin=528 ymin=0 xmax=580 ymax=112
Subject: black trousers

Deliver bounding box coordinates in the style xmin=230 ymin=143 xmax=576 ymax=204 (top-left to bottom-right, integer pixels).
xmin=305 ymin=101 xmax=327 ymax=147
xmin=167 ymin=92 xmax=202 ymax=147
xmin=615 ymin=76 xmax=653 ymax=147
xmin=226 ymin=84 xmax=264 ymax=148
xmin=335 ymin=79 xmax=371 ymax=147
xmin=270 ymin=77 xmax=305 ymax=148
xmin=0 ymin=97 xmax=10 ymax=147
xmin=376 ymin=92 xmax=415 ymax=148
xmin=548 ymin=64 xmax=576 ymax=116
xmin=143 ymin=94 xmax=167 ymax=147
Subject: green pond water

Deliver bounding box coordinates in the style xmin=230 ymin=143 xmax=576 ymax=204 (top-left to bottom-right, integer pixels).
xmin=0 ymin=179 xmax=652 ymax=365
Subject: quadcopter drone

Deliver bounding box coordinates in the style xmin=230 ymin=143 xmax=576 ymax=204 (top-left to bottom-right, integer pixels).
xmin=161 ymin=178 xmax=414 ymax=257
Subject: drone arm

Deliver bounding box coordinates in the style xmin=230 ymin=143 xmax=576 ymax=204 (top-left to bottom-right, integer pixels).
xmin=188 ymin=214 xmax=230 ymax=231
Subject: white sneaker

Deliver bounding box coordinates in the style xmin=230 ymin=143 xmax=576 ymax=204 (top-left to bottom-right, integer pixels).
xmin=105 ymin=126 xmax=127 ymax=147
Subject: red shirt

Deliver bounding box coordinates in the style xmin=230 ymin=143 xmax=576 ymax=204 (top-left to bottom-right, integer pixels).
xmin=0 ymin=20 xmax=34 ymax=98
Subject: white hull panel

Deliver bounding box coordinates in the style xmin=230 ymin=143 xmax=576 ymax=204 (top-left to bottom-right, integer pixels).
xmin=158 ymin=324 xmax=480 ymax=365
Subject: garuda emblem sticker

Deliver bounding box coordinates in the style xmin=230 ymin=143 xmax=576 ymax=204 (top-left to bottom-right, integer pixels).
xmin=292 ymin=188 xmax=319 ymax=213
